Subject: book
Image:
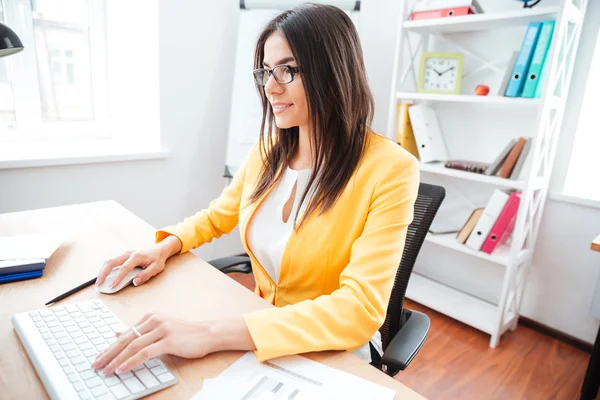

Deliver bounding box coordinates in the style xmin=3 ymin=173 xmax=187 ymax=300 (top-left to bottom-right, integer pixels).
xmin=498 ymin=51 xmax=519 ymax=96
xmin=485 ymin=139 xmax=516 ymax=176
xmin=505 ymin=22 xmax=543 ymax=98
xmin=510 ymin=137 xmax=532 ymax=180
xmin=408 ymin=104 xmax=449 ymax=163
xmin=456 ymin=207 xmax=484 ymax=244
xmin=412 ymin=0 xmax=483 ymax=13
xmin=444 ymin=159 xmax=489 ymax=174
xmin=498 ymin=137 xmax=527 ymax=178
xmin=396 ymin=102 xmax=420 ymax=159
xmin=0 ymin=258 xmax=46 ymax=277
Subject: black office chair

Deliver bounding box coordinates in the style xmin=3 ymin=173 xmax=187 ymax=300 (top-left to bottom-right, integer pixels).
xmin=208 ymin=182 xmax=446 ymax=377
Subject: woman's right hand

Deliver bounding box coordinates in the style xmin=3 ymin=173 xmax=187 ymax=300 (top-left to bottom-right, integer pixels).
xmin=96 ymin=236 xmax=182 ymax=289
xmin=96 ymin=247 xmax=167 ymax=289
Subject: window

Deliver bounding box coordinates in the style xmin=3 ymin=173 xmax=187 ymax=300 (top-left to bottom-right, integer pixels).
xmin=0 ymin=0 xmax=162 ymax=166
xmin=0 ymin=0 xmax=107 ymax=135
xmin=563 ymin=30 xmax=600 ymax=202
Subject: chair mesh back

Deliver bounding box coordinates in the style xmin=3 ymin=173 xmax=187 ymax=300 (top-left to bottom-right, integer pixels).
xmin=380 ymin=182 xmax=446 ymax=351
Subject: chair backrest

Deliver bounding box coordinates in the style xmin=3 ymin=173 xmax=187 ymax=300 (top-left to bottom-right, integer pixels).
xmin=379 ymin=182 xmax=446 ymax=352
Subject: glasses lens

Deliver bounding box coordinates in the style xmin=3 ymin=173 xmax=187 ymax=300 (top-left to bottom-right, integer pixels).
xmin=273 ymin=66 xmax=292 ymax=84
xmin=253 ymin=69 xmax=268 ymax=86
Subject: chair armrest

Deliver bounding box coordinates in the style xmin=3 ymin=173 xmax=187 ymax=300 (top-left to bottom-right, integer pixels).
xmin=207 ymin=256 xmax=252 ymax=274
xmin=381 ymin=309 xmax=430 ymax=372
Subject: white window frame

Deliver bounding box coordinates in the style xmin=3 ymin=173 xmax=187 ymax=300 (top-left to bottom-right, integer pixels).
xmin=1 ymin=0 xmax=108 ymax=139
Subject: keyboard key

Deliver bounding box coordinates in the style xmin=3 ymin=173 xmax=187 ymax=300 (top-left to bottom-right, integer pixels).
xmin=86 ymin=331 xmax=100 ymax=340
xmin=100 ymin=313 xmax=113 ymax=320
xmin=122 ymin=377 xmax=145 ymax=394
xmin=91 ymin=385 xmax=108 ymax=397
xmin=49 ymin=344 xmax=61 ymax=353
xmin=84 ymin=311 xmax=97 ymax=318
xmin=82 ymin=347 xmax=98 ymax=356
xmin=61 ymin=342 xmax=76 ymax=352
xmin=45 ymin=338 xmax=57 ymax=346
xmin=71 ymin=355 xmax=86 ymax=365
xmin=104 ymin=317 xmax=117 ymax=325
xmin=102 ymin=331 xmax=115 ymax=340
xmin=96 ymin=392 xmax=114 ymax=400
xmin=73 ymin=381 xmax=86 ymax=392
xmin=80 ymin=369 xmax=97 ymax=380
xmin=150 ymin=365 xmax=168 ymax=376
xmin=156 ymin=372 xmax=176 ymax=384
xmin=82 ymin=326 xmax=95 ymax=334
xmin=78 ymin=391 xmax=91 ymax=400
xmin=43 ymin=315 xmax=57 ymax=323
xmin=52 ymin=306 xmax=66 ymax=314
xmin=39 ymin=327 xmax=49 ymax=334
xmin=91 ymin=337 xmax=105 ymax=346
xmin=66 ymin=325 xmax=79 ymax=333
xmin=50 ymin=326 xmax=64 ymax=334
xmin=41 ymin=332 xmax=53 ymax=340
xmin=66 ymin=349 xmax=80 ymax=358
xmin=55 ymin=310 xmax=68 ymax=317
xmin=70 ymin=330 xmax=84 ymax=339
xmin=74 ymin=336 xmax=88 ymax=345
xmin=89 ymin=316 xmax=101 ymax=323
xmin=39 ymin=309 xmax=53 ymax=317
xmin=97 ymin=326 xmax=111 ymax=334
xmin=79 ymin=342 xmax=93 ymax=351
xmin=132 ymin=364 xmax=145 ymax=372
xmin=96 ymin=343 xmax=109 ymax=352
xmin=144 ymin=359 xmax=160 ymax=369
xmin=54 ymin=330 xmax=68 ymax=338
xmin=65 ymin=305 xmax=79 ymax=313
xmin=116 ymin=370 xmax=134 ymax=380
xmin=32 ymin=315 xmax=42 ymax=322
xmin=62 ymin=320 xmax=76 ymax=328
xmin=85 ymin=377 xmax=102 ymax=388
xmin=76 ymin=362 xmax=92 ymax=372
xmin=94 ymin=320 xmax=107 ymax=328
xmin=58 ymin=358 xmax=70 ymax=367
xmin=78 ymin=321 xmax=92 ymax=329
xmin=54 ymin=351 xmax=66 ymax=360
xmin=63 ymin=366 xmax=74 ymax=375
xmin=47 ymin=321 xmax=60 ymax=328
xmin=78 ymin=304 xmax=93 ymax=313
xmin=71 ymin=311 xmax=83 ymax=319
xmin=103 ymin=376 xmax=121 ymax=387
xmin=68 ymin=373 xmax=80 ymax=383
xmin=134 ymin=368 xmax=160 ymax=388
xmin=29 ymin=311 xmax=39 ymax=317
xmin=109 ymin=383 xmax=130 ymax=399
xmin=35 ymin=321 xmax=46 ymax=328
xmin=57 ymin=337 xmax=72 ymax=345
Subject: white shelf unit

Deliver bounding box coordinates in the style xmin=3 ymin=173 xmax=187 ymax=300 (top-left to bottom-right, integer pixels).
xmin=387 ymin=0 xmax=588 ymax=348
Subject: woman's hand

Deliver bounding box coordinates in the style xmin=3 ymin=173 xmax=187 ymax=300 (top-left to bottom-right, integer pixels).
xmin=92 ymin=313 xmax=256 ymax=376
xmin=96 ymin=235 xmax=182 ymax=289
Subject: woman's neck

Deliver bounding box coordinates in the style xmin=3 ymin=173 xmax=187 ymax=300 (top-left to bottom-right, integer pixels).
xmin=289 ymin=124 xmax=313 ymax=170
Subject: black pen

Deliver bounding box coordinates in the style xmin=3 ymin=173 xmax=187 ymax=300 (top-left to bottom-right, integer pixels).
xmin=45 ymin=277 xmax=97 ymax=306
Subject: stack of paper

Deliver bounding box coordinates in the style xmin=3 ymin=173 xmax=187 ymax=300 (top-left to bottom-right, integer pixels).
xmin=193 ymin=352 xmax=396 ymax=400
xmin=0 ymin=234 xmax=62 ymax=284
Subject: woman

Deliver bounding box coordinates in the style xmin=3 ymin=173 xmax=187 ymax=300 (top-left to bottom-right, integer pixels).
xmin=92 ymin=3 xmax=419 ymax=376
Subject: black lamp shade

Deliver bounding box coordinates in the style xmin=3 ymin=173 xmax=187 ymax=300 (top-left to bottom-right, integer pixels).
xmin=0 ymin=22 xmax=24 ymax=58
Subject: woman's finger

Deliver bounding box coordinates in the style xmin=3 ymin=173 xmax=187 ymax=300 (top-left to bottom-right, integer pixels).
xmin=109 ymin=253 xmax=144 ymax=289
xmin=132 ymin=262 xmax=162 ymax=286
xmin=114 ymin=341 xmax=166 ymax=375
xmin=93 ymin=313 xmax=157 ymax=370
xmin=102 ymin=328 xmax=164 ymax=376
xmin=96 ymin=251 xmax=132 ymax=286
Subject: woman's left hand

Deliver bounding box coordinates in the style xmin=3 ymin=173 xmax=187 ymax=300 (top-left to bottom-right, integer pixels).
xmin=92 ymin=312 xmax=256 ymax=376
xmin=92 ymin=313 xmax=211 ymax=376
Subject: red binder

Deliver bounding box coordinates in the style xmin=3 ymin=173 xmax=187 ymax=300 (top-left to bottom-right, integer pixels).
xmin=481 ymin=192 xmax=521 ymax=254
xmin=410 ymin=6 xmax=474 ymax=20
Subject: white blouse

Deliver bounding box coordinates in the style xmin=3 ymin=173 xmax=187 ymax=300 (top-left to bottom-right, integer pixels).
xmin=247 ymin=166 xmax=382 ymax=363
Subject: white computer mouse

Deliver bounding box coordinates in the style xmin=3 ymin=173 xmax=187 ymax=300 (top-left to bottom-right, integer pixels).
xmin=96 ymin=266 xmax=144 ymax=294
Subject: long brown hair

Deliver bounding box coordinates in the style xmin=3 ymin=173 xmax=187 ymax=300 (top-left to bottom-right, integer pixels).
xmin=249 ymin=3 xmax=375 ymax=228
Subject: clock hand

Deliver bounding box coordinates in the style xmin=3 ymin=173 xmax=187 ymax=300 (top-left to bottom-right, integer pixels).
xmin=440 ymin=66 xmax=456 ymax=75
xmin=433 ymin=69 xmax=442 ymax=76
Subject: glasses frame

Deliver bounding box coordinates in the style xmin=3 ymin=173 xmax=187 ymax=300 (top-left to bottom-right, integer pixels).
xmin=253 ymin=64 xmax=302 ymax=87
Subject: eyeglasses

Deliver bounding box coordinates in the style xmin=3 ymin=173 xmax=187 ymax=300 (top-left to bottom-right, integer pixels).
xmin=253 ymin=64 xmax=302 ymax=86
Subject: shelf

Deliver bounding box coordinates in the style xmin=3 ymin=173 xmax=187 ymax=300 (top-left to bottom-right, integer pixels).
xmin=396 ymin=92 xmax=541 ymax=106
xmin=425 ymin=232 xmax=512 ymax=266
xmin=419 ymin=162 xmax=526 ymax=190
xmin=403 ymin=6 xmax=560 ymax=34
xmin=406 ymin=273 xmax=516 ymax=335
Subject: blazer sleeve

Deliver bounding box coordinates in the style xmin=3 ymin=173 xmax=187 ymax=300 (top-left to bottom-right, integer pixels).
xmin=243 ymin=154 xmax=420 ymax=362
xmin=155 ymin=147 xmax=255 ymax=254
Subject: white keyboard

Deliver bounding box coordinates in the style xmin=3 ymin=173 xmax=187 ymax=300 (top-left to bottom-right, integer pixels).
xmin=11 ymin=299 xmax=178 ymax=400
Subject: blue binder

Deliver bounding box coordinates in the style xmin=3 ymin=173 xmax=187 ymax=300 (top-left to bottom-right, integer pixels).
xmin=0 ymin=258 xmax=46 ymax=276
xmin=505 ymin=21 xmax=543 ymax=98
xmin=0 ymin=270 xmax=43 ymax=284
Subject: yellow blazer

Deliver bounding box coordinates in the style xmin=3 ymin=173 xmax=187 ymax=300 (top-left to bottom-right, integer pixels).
xmin=156 ymin=132 xmax=419 ymax=362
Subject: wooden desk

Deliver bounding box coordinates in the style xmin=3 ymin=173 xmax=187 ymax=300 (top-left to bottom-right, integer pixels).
xmin=0 ymin=201 xmax=425 ymax=400
xmin=581 ymin=236 xmax=600 ymax=400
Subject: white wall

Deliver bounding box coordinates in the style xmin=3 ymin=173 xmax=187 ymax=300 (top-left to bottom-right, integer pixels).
xmin=1 ymin=0 xmax=599 ymax=344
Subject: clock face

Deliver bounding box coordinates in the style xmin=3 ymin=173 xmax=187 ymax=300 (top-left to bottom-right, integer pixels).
xmin=423 ymin=57 xmax=460 ymax=92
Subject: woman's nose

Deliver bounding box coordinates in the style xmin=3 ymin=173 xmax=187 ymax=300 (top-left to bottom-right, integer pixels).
xmin=264 ymin=73 xmax=283 ymax=96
